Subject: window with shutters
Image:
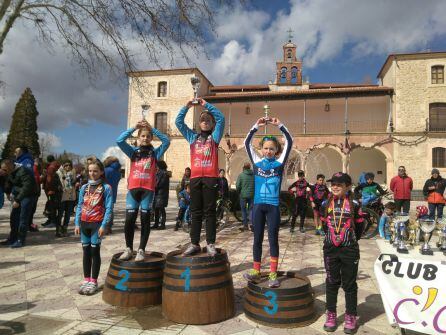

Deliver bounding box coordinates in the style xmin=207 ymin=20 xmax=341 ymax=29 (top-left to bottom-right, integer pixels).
xmin=429 ymin=103 xmax=446 ymax=131
xmin=431 ymin=66 xmax=444 ymax=84
xmin=432 ymin=147 xmax=446 ymax=168
xmin=157 ymin=81 xmax=167 ymax=97
xmin=155 ymin=112 xmax=167 ymax=133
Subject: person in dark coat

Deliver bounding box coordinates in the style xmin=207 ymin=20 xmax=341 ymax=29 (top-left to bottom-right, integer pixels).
xmin=236 ymin=162 xmax=255 ymax=230
xmin=104 ymin=156 xmax=122 ymax=234
xmin=1 ymin=159 xmax=37 ymax=247
xmin=42 ymin=155 xmax=62 ymax=227
xmin=423 ymin=168 xmax=446 ymax=219
xmin=153 ymin=160 xmax=170 ymax=230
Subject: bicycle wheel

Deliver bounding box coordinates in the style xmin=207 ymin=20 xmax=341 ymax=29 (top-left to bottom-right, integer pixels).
xmin=362 ymin=207 xmax=379 ymax=239
xmin=216 ymin=205 xmax=229 ymax=232
xmin=279 ymin=201 xmax=291 ymax=225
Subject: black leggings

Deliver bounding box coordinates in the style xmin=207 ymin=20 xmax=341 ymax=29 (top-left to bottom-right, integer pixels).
xmin=190 ymin=177 xmax=218 ymax=245
xmin=154 ymin=207 xmax=166 ymax=227
xmin=291 ymin=197 xmax=307 ymax=229
xmin=124 ymin=209 xmax=151 ymax=250
xmin=82 ymin=244 xmax=101 ymax=279
xmin=323 ymin=245 xmax=360 ymax=315
xmin=252 ymin=204 xmax=280 ymax=262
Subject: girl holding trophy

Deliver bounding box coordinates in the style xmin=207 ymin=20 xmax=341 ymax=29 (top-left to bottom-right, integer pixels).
xmin=175 ymin=79 xmax=225 ymax=257
xmin=117 ymin=106 xmax=170 ymax=262
xmin=243 ymin=116 xmax=293 ymax=288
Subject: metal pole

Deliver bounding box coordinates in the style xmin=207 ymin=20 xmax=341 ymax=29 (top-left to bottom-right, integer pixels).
xmin=344 ymin=97 xmax=348 ymax=133
xmin=303 ymin=99 xmax=306 ymax=134
xmin=228 ymin=102 xmax=232 ymax=136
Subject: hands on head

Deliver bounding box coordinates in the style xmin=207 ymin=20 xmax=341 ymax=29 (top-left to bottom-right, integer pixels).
xmin=136 ymin=120 xmax=151 ymax=130
xmin=256 ymin=117 xmax=281 ymax=127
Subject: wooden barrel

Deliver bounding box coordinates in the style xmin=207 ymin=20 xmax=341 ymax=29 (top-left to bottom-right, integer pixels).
xmin=162 ymin=248 xmax=235 ymax=324
xmin=102 ymin=251 xmax=165 ymax=307
xmin=244 ymin=271 xmax=316 ymax=328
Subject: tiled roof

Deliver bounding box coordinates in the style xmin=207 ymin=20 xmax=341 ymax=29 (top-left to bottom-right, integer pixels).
xmin=204 ymin=86 xmax=393 ymax=101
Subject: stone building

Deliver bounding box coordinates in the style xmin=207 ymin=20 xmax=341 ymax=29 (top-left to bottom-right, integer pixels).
xmin=126 ymin=40 xmax=446 ymax=190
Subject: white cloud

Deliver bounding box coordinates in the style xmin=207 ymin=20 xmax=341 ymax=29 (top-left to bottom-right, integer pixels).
xmin=101 ymin=146 xmax=127 ymax=165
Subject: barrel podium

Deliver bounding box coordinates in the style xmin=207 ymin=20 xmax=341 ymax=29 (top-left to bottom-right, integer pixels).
xmin=102 ymin=251 xmax=165 ymax=307
xmin=162 ymin=248 xmax=235 ymax=324
xmin=244 ymin=271 xmax=316 ymax=328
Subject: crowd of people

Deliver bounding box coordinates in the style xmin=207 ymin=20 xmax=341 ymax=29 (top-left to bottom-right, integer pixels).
xmin=2 ymin=97 xmax=445 ymax=334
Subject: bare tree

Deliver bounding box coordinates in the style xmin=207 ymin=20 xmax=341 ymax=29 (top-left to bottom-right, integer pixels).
xmin=0 ymin=1 xmax=234 ymax=79
xmin=38 ymin=131 xmax=61 ymax=158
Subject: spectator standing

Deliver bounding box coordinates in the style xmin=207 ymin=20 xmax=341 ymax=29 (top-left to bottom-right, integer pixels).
xmin=218 ymin=169 xmax=229 ymax=199
xmin=153 ymin=161 xmax=170 ymax=230
xmin=104 ymin=156 xmax=122 ymax=234
xmin=56 ymin=161 xmax=77 ymax=237
xmin=42 ymin=155 xmax=62 ymax=227
xmin=423 ymin=168 xmax=446 ymax=219
xmin=29 ymin=158 xmax=43 ymax=232
xmin=1 ymin=159 xmax=37 ymax=248
xmin=390 ymin=166 xmax=413 ymax=213
xmin=236 ymin=162 xmax=254 ymax=231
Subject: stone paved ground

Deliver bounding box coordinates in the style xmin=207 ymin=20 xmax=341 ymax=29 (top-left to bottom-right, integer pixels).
xmin=0 ymin=184 xmax=421 ymax=335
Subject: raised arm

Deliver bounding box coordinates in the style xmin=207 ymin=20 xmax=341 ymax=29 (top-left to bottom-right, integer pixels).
xmin=175 ymin=105 xmax=197 ymax=144
xmin=205 ymin=102 xmax=225 ymax=144
xmin=116 ymin=128 xmax=137 ymax=158
xmin=277 ymin=123 xmax=293 ymax=164
xmin=244 ymin=123 xmax=261 ymax=164
xmin=152 ymin=127 xmax=171 ymax=160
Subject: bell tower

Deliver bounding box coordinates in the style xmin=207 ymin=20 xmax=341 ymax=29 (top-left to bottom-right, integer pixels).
xmin=276 ymin=29 xmax=302 ymax=85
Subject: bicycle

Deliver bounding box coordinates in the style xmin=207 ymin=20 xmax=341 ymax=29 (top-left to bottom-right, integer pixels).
xmin=361 ymin=192 xmax=393 ymax=239
xmin=181 ymin=198 xmax=233 ymax=233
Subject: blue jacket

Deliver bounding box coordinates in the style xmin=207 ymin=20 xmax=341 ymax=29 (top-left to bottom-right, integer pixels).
xmin=16 ymin=152 xmax=34 ymax=172
xmin=175 ymin=102 xmax=225 ymax=145
xmin=178 ymin=189 xmax=191 ymax=209
xmin=245 ymin=123 xmax=293 ymax=206
xmin=0 ymin=186 xmax=4 ymax=209
xmin=378 ymin=213 xmax=392 ymax=240
xmin=75 ymin=181 xmax=113 ymax=229
xmin=105 ymin=161 xmax=121 ymax=203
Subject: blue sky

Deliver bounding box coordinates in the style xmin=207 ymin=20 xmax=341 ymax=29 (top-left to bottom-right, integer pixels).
xmin=1 ymin=0 xmax=446 ymax=159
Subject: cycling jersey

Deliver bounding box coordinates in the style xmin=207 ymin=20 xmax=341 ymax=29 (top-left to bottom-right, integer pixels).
xmin=175 ymin=102 xmax=225 ymax=179
xmin=117 ymin=127 xmax=170 ymax=191
xmin=288 ymin=179 xmax=309 ymax=198
xmin=245 ymin=123 xmax=292 ymax=206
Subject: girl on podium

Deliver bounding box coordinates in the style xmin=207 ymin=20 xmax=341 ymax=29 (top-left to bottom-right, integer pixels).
xmin=320 ymin=172 xmax=364 ymax=334
xmin=243 ymin=117 xmax=292 ymax=288
xmin=117 ymin=120 xmax=170 ymax=262
xmin=175 ymin=98 xmax=225 ymax=256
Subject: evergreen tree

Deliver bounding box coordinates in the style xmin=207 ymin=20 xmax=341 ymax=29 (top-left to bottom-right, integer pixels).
xmin=2 ymin=88 xmax=40 ymax=159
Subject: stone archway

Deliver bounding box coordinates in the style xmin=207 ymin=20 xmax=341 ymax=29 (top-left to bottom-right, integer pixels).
xmin=304 ymin=146 xmax=343 ymax=182
xmin=350 ymin=147 xmax=387 ymax=184
xmin=228 ymin=147 xmax=249 ymax=186
xmin=283 ymin=149 xmax=302 ymax=187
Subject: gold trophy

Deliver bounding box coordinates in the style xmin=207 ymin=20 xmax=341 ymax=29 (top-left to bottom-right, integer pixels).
xmin=141 ymin=104 xmax=150 ymax=120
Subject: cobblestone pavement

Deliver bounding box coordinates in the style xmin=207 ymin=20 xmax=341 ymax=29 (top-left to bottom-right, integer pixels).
xmin=0 ymin=185 xmax=418 ymax=335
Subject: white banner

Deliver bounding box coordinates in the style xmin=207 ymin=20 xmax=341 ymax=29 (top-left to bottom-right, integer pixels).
xmin=374 ymin=254 xmax=446 ymax=335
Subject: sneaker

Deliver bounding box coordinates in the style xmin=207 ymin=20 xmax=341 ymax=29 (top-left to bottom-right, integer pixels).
xmin=315 ymin=229 xmax=320 ymax=235
xmin=119 ymin=247 xmax=133 ymax=261
xmin=268 ymin=272 xmax=280 ymax=288
xmin=61 ymin=226 xmax=68 ymax=237
xmin=10 ymin=240 xmax=24 ymax=248
xmin=300 ymin=227 xmax=305 ymax=233
xmin=182 ymin=244 xmax=201 ymax=256
xmin=243 ymin=269 xmax=261 ymax=282
xmin=29 ymin=224 xmax=39 ymax=232
xmin=135 ymin=249 xmax=145 ymax=262
xmin=323 ymin=311 xmax=337 ymax=332
xmin=55 ymin=227 xmax=62 ymax=238
xmin=206 ymin=244 xmax=217 ymax=257
xmin=84 ymin=281 xmax=99 ymax=295
xmin=343 ymin=313 xmax=357 ymax=334
xmin=78 ymin=280 xmax=90 ymax=295
xmin=42 ymin=220 xmax=52 ymax=227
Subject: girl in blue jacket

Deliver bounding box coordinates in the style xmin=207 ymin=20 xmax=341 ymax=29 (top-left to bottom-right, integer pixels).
xmin=243 ymin=117 xmax=292 ymax=288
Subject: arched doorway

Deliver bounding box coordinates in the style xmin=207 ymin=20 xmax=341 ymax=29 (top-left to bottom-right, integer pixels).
xmin=305 ymin=146 xmax=343 ymax=182
xmin=350 ymin=147 xmax=387 ymax=185
xmin=228 ymin=147 xmax=249 ymax=187
xmin=283 ymin=149 xmax=301 ymax=188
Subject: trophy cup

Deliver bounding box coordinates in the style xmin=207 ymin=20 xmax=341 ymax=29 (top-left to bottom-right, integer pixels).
xmin=408 ymin=219 xmax=419 ymax=246
xmin=141 ymin=104 xmax=150 ymax=120
xmin=436 ymin=217 xmax=446 ymax=253
xmin=190 ymin=76 xmax=201 ymax=105
xmin=419 ymin=218 xmax=436 ymax=255
xmin=392 ymin=213 xmax=409 ymax=252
